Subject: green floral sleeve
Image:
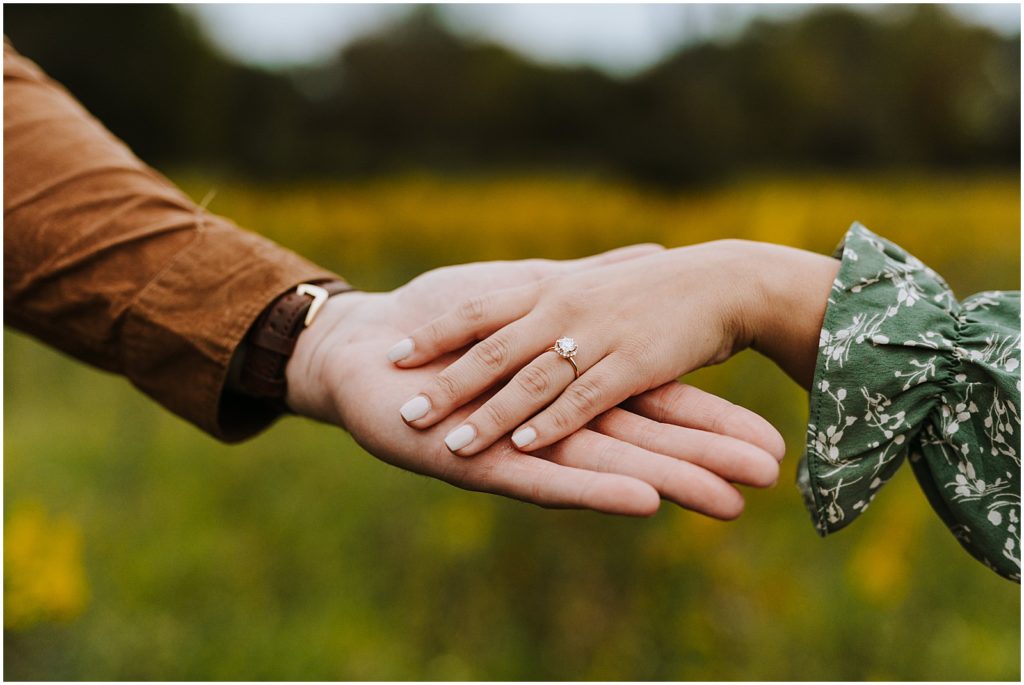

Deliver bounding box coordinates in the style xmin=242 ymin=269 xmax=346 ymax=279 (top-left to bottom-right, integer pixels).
xmin=798 ymin=223 xmax=1021 ymax=581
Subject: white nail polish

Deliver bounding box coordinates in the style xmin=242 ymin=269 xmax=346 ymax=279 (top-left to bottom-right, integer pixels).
xmin=511 ymin=427 xmax=537 ymax=449
xmin=400 ymin=395 xmax=431 ymax=422
xmin=387 ymin=338 xmax=414 ymax=362
xmin=444 ymin=424 xmax=476 ymax=452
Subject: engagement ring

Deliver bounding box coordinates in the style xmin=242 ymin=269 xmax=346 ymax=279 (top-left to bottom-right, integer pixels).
xmin=547 ymin=336 xmax=579 ymax=378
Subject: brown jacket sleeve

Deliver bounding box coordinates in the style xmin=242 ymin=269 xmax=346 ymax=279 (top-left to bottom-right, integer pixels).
xmin=3 ymin=39 xmax=342 ymax=442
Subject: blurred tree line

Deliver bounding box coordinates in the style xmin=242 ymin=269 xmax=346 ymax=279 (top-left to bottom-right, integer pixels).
xmin=4 ymin=4 xmax=1019 ymax=186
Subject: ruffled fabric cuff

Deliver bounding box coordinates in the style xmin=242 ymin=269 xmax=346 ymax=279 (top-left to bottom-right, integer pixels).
xmin=799 ymin=223 xmax=963 ymax=532
xmin=798 ymin=223 xmax=1021 ymax=581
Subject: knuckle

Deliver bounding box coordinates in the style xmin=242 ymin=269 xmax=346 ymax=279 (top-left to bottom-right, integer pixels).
xmin=692 ymin=430 xmax=719 ymax=460
xmin=648 ymin=392 xmax=672 ymax=424
xmin=618 ymin=336 xmax=650 ymax=360
xmin=529 ymin=478 xmax=546 ymax=504
xmin=554 ymin=297 xmax=583 ymax=318
xmin=635 ymin=420 xmax=664 ymax=453
xmin=595 ymin=438 xmax=623 ymax=472
xmin=528 ymin=471 xmax=557 ymax=507
xmin=564 ymin=379 xmax=604 ymax=416
xmin=645 ymin=383 xmax=687 ymax=424
xmin=518 ymin=364 xmax=552 ymax=396
xmin=423 ymin=319 xmax=449 ymax=347
xmin=548 ymin=404 xmax=579 ymax=433
xmin=616 ymin=339 xmax=655 ymax=384
xmin=536 ymin=274 xmax=560 ymax=291
xmin=521 ymin=279 xmax=545 ymax=300
xmin=573 ymin=471 xmax=604 ymax=509
xmin=538 ymin=291 xmax=578 ymax=319
xmin=657 ymin=465 xmax=682 ymax=496
xmin=474 ymin=336 xmax=512 ymax=372
xmin=709 ymin=403 xmax=742 ymax=436
xmin=658 ymin=384 xmax=700 ymax=423
xmin=480 ymin=400 xmax=511 ymax=429
xmin=457 ymin=296 xmax=487 ymax=324
xmin=432 ymin=371 xmax=463 ymax=404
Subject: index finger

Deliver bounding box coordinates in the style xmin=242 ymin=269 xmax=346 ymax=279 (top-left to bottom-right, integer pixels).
xmin=388 ymin=284 xmax=539 ymax=368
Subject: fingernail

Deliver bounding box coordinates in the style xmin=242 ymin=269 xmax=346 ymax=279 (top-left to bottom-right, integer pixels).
xmin=387 ymin=338 xmax=414 ymax=362
xmin=444 ymin=424 xmax=476 ymax=452
xmin=511 ymin=426 xmax=537 ymax=449
xmin=400 ymin=395 xmax=431 ymax=422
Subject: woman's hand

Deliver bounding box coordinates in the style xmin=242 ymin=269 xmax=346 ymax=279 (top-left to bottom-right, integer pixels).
xmin=388 ymin=239 xmax=838 ymax=461
xmin=387 ymin=241 xmax=762 ymax=456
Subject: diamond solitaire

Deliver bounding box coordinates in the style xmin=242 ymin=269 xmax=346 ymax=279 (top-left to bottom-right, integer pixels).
xmin=553 ymin=336 xmax=578 ymax=358
xmin=547 ymin=337 xmax=580 ymax=378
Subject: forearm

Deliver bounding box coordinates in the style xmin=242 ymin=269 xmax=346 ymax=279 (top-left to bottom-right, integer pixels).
xmin=4 ymin=40 xmax=340 ymax=440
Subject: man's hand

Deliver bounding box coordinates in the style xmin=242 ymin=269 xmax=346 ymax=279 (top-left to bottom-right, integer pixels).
xmin=285 ymin=247 xmax=786 ymax=519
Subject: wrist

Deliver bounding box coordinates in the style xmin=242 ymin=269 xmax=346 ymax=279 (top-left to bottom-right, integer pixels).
xmin=235 ymin=280 xmax=354 ymax=405
xmin=747 ymin=242 xmax=840 ymax=388
xmin=284 ymin=290 xmax=381 ymax=422
xmin=695 ymin=239 xmax=783 ymax=362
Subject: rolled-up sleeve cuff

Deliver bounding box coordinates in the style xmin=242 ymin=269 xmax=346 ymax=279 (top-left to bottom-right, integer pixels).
xmin=122 ymin=215 xmax=340 ymax=443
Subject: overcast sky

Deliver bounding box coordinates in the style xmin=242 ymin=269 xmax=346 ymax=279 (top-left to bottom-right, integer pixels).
xmin=187 ymin=3 xmax=1022 ymax=76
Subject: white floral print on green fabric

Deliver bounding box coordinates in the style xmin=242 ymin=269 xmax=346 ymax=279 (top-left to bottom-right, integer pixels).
xmin=798 ymin=223 xmax=1020 ymax=582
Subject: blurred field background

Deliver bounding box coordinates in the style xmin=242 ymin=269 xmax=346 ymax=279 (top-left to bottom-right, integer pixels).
xmin=3 ymin=4 xmax=1021 ymax=681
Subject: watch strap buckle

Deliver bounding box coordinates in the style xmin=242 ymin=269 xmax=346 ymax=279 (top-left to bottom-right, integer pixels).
xmin=297 ymin=283 xmax=330 ymax=326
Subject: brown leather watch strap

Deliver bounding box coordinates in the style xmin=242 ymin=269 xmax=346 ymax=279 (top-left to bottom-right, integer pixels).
xmin=238 ymin=280 xmax=354 ymax=400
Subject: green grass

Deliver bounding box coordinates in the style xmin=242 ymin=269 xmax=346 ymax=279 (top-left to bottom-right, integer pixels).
xmin=4 ymin=173 xmax=1020 ymax=680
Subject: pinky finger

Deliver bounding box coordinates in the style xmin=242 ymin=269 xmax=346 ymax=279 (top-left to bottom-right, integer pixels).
xmin=387 ymin=284 xmax=539 ymax=367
